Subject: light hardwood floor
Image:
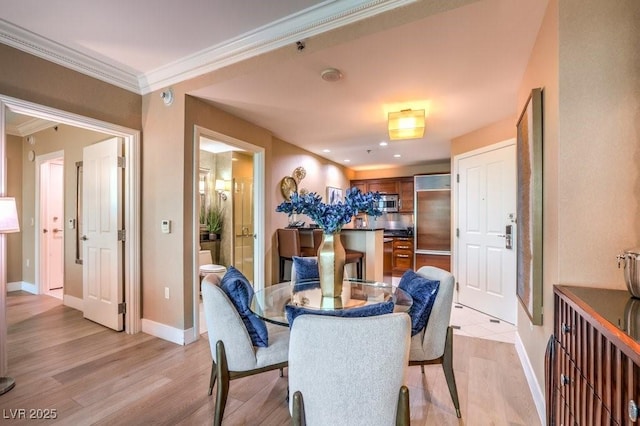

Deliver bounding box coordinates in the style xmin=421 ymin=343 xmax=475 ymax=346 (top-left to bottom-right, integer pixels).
xmin=0 ymin=292 xmax=541 ymax=425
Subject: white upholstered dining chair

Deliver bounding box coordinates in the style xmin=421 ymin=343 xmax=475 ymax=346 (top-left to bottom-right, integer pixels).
xmin=408 ymin=265 xmax=461 ymax=418
xmin=288 ymin=313 xmax=412 ymax=426
xmin=201 ymin=273 xmax=290 ymax=426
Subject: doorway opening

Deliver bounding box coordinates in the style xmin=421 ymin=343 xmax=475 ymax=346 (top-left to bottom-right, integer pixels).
xmin=0 ymin=95 xmax=141 ymax=334
xmin=37 ymin=152 xmax=65 ymax=299
xmin=192 ymin=125 xmax=265 ymax=340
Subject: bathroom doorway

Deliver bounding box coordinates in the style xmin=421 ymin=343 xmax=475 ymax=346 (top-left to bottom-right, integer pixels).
xmin=193 ymin=125 xmax=265 ymax=339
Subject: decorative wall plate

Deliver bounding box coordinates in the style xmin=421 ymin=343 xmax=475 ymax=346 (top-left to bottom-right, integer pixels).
xmin=280 ymin=176 xmax=298 ymax=200
xmin=293 ymin=166 xmax=306 ymax=182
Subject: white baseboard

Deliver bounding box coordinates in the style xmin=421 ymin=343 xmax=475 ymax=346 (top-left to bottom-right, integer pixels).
xmin=7 ymin=281 xmax=37 ymax=294
xmin=515 ymin=333 xmax=546 ymax=425
xmin=142 ymin=318 xmax=193 ymax=345
xmin=63 ymin=294 xmax=83 ymax=311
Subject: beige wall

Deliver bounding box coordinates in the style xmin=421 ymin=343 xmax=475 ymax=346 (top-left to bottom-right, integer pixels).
xmin=6 ymin=134 xmax=22 ymax=283
xmin=450 ymin=116 xmax=516 ymax=157
xmin=351 ymin=161 xmax=451 ymax=180
xmin=515 ymin=0 xmax=559 ymax=396
xmin=0 ymin=44 xmax=141 ymax=131
xmin=516 ymin=0 xmax=640 ymax=398
xmin=18 ymin=125 xmax=110 ymax=297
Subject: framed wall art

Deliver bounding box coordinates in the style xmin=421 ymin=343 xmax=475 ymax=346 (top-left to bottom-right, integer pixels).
xmin=516 ymin=87 xmax=543 ymax=325
xmin=326 ymin=186 xmax=342 ymax=205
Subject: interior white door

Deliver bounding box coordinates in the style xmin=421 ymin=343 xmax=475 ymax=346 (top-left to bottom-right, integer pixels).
xmin=40 ymin=158 xmax=65 ymax=292
xmin=82 ymin=137 xmax=124 ymax=331
xmin=456 ymin=142 xmax=517 ymax=323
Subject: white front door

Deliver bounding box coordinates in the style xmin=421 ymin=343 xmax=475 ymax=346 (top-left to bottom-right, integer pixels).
xmin=455 ymin=140 xmax=517 ymax=324
xmin=40 ymin=157 xmax=65 ymax=292
xmin=82 ymin=137 xmax=124 ymax=331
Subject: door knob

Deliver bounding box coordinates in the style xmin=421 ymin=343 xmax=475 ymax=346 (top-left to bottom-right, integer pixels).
xmin=81 ymin=235 xmax=88 ymax=241
xmin=43 ymin=229 xmax=48 ymax=233
xmin=52 ymin=228 xmax=63 ymax=234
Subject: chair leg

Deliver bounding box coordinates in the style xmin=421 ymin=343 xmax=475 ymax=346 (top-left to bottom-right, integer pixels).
xmin=208 ymin=360 xmax=217 ymax=396
xmin=214 ymin=341 xmax=231 ymax=426
xmin=357 ymin=258 xmax=363 ymax=279
xmin=420 ymin=365 xmax=425 ymax=374
xmin=279 ymin=258 xmax=285 ymax=282
xmin=292 ymin=390 xmax=306 ymax=426
xmin=442 ymin=326 xmax=461 ymax=418
xmin=279 ymin=368 xmax=284 ymax=377
xmin=396 ymin=385 xmax=410 ymax=426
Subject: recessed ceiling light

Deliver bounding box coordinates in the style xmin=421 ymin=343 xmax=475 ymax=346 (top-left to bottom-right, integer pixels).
xmin=379 ymin=141 xmax=388 ymax=147
xmin=393 ymin=154 xmax=401 ymax=158
xmin=323 ymin=149 xmax=331 ymax=153
xmin=344 ymin=159 xmax=351 ymax=163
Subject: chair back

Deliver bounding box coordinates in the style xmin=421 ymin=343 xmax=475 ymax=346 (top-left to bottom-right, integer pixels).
xmin=277 ymin=228 xmax=302 ymax=258
xmin=201 ymin=274 xmax=258 ymax=371
xmin=288 ymin=313 xmax=411 ymax=426
xmin=414 ymin=266 xmax=455 ymax=360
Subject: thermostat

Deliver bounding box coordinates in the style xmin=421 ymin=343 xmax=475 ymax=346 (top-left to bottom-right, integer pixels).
xmin=161 ymin=220 xmax=171 ymax=234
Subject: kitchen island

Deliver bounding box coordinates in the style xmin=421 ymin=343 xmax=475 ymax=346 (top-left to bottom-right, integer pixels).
xmin=298 ymin=227 xmax=385 ymax=282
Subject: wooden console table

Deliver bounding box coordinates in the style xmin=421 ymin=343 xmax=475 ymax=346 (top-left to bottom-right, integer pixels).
xmin=547 ymin=285 xmax=640 ymax=425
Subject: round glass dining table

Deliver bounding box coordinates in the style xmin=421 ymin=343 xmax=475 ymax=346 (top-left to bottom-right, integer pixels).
xmin=250 ymin=279 xmax=413 ymax=326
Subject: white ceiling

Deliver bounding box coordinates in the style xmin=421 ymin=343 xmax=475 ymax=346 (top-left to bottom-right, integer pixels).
xmin=0 ymin=0 xmax=548 ymax=171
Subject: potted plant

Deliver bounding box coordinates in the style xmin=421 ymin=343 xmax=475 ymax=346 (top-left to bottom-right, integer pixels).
xmin=206 ymin=204 xmax=224 ymax=240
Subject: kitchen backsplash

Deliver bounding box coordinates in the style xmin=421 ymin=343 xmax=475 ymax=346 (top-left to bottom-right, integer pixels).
xmin=368 ymin=212 xmax=413 ymax=230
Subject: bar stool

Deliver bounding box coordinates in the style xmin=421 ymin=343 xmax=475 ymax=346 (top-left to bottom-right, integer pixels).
xmin=277 ymin=229 xmax=315 ymax=282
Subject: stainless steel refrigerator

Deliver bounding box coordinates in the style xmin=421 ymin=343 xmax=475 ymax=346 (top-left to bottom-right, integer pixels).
xmin=413 ymin=174 xmax=451 ymax=271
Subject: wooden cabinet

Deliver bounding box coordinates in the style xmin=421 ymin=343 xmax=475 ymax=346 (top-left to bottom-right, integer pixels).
xmin=398 ymin=177 xmax=414 ymax=213
xmin=547 ymin=286 xmax=640 ymax=425
xmin=414 ymin=253 xmax=450 ymax=272
xmin=350 ymin=177 xmax=414 ymax=213
xmin=392 ymin=237 xmax=413 ymax=276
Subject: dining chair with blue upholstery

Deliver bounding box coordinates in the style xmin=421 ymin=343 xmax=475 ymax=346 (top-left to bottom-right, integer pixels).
xmin=402 ymin=265 xmax=461 ymax=418
xmin=288 ymin=313 xmax=412 ymax=426
xmin=201 ymin=271 xmax=290 ymax=426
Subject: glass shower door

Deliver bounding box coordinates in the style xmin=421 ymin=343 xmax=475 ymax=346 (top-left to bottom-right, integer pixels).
xmin=233 ymin=177 xmax=254 ymax=281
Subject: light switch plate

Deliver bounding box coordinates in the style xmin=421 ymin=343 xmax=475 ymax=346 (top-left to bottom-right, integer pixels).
xmin=161 ymin=219 xmax=171 ymax=234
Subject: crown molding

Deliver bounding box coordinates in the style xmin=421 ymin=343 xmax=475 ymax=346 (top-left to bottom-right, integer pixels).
xmin=5 ymin=116 xmax=57 ymax=137
xmin=139 ymin=0 xmax=417 ymax=94
xmin=0 ymin=18 xmax=142 ymax=93
xmin=0 ymin=0 xmax=416 ymax=95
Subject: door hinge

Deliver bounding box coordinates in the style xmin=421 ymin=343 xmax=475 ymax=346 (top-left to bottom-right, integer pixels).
xmin=456 ymin=281 xmax=459 ymax=292
xmin=456 ymin=173 xmax=460 ymax=183
xmin=117 ymin=156 xmax=126 ymax=168
xmin=456 ymin=228 xmax=459 ymax=237
xmin=118 ymin=229 xmax=126 ymax=241
xmin=118 ymin=302 xmax=126 ymax=314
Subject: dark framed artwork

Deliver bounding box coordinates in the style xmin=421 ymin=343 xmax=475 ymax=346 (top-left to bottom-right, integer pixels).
xmin=516 ymin=87 xmax=543 ymax=325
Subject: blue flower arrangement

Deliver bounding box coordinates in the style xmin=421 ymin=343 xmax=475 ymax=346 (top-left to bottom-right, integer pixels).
xmin=276 ymin=187 xmax=383 ymax=234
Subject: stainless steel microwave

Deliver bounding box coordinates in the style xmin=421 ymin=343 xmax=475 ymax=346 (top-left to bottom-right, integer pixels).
xmin=378 ymin=194 xmax=399 ymax=213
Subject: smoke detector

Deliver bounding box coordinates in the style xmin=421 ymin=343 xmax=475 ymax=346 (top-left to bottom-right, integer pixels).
xmin=321 ymin=68 xmax=343 ymax=82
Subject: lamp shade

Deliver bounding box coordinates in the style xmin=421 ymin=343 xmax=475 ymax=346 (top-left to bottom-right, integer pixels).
xmin=0 ymin=197 xmax=20 ymax=234
xmin=388 ymin=109 xmax=425 ymax=140
xmin=215 ymin=179 xmax=225 ymax=192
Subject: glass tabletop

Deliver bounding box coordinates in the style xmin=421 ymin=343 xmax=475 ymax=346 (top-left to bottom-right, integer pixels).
xmin=250 ymin=279 xmax=413 ymax=326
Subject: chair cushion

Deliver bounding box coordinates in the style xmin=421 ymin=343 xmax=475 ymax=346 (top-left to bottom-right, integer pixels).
xmin=285 ymin=300 xmax=394 ymax=327
xmin=219 ymin=266 xmax=269 ymax=347
xmin=292 ymin=256 xmax=319 ymax=280
xmin=398 ymin=269 xmax=440 ymax=335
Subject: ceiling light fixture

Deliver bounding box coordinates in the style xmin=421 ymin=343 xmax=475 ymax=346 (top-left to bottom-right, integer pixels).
xmin=388 ymin=109 xmax=425 ymax=140
xmin=321 ymin=68 xmax=343 ymax=82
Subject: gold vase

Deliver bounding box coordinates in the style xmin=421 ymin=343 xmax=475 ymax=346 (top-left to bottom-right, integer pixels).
xmin=317 ymin=232 xmax=346 ymax=298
